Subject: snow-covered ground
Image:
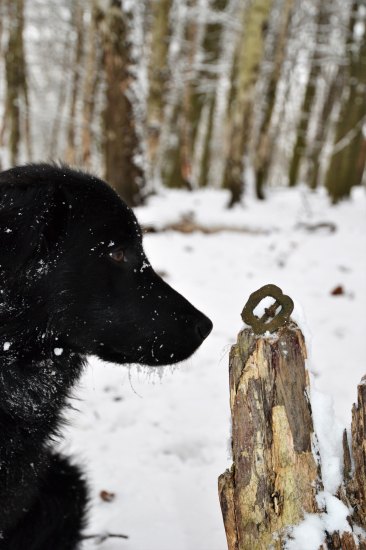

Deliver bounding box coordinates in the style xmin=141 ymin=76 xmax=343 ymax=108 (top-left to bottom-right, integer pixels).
xmin=62 ymin=185 xmax=366 ymax=550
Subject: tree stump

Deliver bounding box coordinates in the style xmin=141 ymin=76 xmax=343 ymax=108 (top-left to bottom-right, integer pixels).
xmin=333 ymin=377 xmax=366 ymax=550
xmin=343 ymin=377 xmax=366 ymax=528
xmin=219 ymin=319 xmax=366 ymax=549
xmin=219 ymin=322 xmax=322 ymax=549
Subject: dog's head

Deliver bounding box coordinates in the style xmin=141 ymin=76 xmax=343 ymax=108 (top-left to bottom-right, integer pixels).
xmin=0 ymin=164 xmax=212 ymax=366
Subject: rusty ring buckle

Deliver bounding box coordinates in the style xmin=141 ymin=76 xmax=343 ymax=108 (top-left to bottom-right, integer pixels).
xmin=241 ymin=284 xmax=294 ymax=335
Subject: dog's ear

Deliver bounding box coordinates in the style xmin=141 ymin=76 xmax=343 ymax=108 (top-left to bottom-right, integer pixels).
xmin=0 ymin=183 xmax=69 ymax=275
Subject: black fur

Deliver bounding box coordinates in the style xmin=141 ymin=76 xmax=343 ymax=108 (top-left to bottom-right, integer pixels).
xmin=0 ymin=163 xmax=212 ymax=549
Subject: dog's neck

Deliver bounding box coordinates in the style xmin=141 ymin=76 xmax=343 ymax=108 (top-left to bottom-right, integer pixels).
xmin=0 ymin=337 xmax=86 ymax=530
xmin=0 ymin=338 xmax=86 ymax=437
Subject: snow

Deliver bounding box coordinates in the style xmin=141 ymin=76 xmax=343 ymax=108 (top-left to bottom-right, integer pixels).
xmin=285 ymin=494 xmax=351 ymax=550
xmin=285 ymin=386 xmax=351 ymax=548
xmin=253 ymin=295 xmax=280 ymax=317
xmin=62 ymin=185 xmax=366 ymax=550
xmin=310 ymin=387 xmax=344 ymax=495
xmin=285 ymin=514 xmax=325 ymax=550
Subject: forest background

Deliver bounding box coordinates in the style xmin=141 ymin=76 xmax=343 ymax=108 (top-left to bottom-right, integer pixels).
xmin=0 ymin=0 xmax=365 ymax=206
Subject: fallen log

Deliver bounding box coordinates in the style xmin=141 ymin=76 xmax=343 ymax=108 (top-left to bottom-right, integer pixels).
xmin=141 ymin=214 xmax=272 ymax=235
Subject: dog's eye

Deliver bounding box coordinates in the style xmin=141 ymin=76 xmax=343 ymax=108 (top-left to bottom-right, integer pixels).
xmin=109 ymin=248 xmax=126 ymax=263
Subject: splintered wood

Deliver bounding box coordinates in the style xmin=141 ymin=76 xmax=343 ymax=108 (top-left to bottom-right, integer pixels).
xmin=336 ymin=378 xmax=366 ymax=550
xmin=318 ymin=379 xmax=366 ymax=550
xmin=219 ymin=323 xmax=366 ymax=550
xmin=219 ymin=323 xmax=322 ymax=549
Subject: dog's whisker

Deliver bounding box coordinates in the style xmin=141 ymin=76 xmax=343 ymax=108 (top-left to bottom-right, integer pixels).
xmin=127 ymin=366 xmax=143 ymax=398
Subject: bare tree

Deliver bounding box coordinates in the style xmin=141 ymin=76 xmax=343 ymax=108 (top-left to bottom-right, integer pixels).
xmin=158 ymin=0 xmax=196 ymax=189
xmin=253 ymin=0 xmax=294 ymax=199
xmin=65 ymin=1 xmax=85 ymax=165
xmin=288 ymin=0 xmax=332 ymax=188
xmin=96 ymin=0 xmax=145 ymax=206
xmin=1 ymin=0 xmax=31 ymax=166
xmin=325 ymin=2 xmax=366 ymax=202
xmin=222 ymin=0 xmax=273 ymax=205
xmin=1 ymin=0 xmax=362 ymax=203
xmin=146 ymin=0 xmax=172 ymax=175
xmin=192 ymin=0 xmax=229 ymax=189
xmin=80 ymin=1 xmax=102 ymax=169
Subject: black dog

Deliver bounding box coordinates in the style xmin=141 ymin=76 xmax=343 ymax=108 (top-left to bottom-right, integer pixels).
xmin=0 ymin=163 xmax=212 ymax=549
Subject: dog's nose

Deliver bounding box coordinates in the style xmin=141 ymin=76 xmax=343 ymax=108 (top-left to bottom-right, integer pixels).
xmin=196 ymin=315 xmax=213 ymax=341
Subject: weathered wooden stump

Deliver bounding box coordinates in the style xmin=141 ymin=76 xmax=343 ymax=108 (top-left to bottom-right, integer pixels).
xmin=219 ymin=288 xmax=366 ymax=550
xmin=218 ymin=322 xmax=322 ymax=549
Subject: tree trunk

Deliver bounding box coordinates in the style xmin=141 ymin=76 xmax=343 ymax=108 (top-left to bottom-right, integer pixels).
xmin=253 ymin=0 xmax=294 ymax=199
xmin=222 ymin=0 xmax=273 ymax=206
xmin=342 ymin=377 xmax=366 ymax=529
xmin=306 ymin=68 xmax=344 ymax=190
xmin=49 ymin=31 xmax=72 ymax=160
xmin=159 ymin=0 xmax=197 ymax=190
xmin=97 ymin=0 xmax=145 ymax=206
xmin=208 ymin=0 xmax=243 ymax=190
xmin=326 ymin=379 xmax=366 ymax=548
xmin=194 ymin=0 xmax=229 ymax=189
xmin=325 ymin=2 xmax=366 ymax=202
xmin=81 ymin=1 xmax=101 ymax=169
xmin=2 ymin=0 xmax=30 ymax=166
xmin=157 ymin=0 xmax=191 ymax=189
xmin=146 ymin=0 xmax=172 ymax=173
xmin=65 ymin=1 xmax=84 ymax=165
xmin=288 ymin=1 xmax=329 ymax=188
